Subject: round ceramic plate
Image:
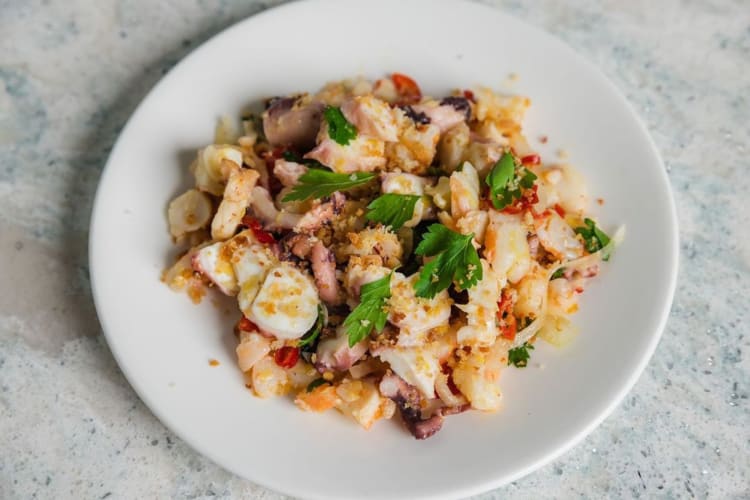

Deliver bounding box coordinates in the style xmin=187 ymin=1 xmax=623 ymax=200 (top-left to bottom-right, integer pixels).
xmin=89 ymin=0 xmax=678 ymax=498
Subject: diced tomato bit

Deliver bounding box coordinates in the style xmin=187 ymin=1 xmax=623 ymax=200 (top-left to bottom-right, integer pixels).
xmin=574 ymin=286 xmax=584 ymax=294
xmin=238 ymin=316 xmax=259 ymax=332
xmin=553 ymin=203 xmax=566 ymax=218
xmin=463 ymin=89 xmax=475 ymax=102
xmin=521 ymin=154 xmax=541 ymax=165
xmin=241 ymin=215 xmax=276 ymax=244
xmin=391 ymin=72 xmax=422 ymax=104
xmin=274 ymin=346 xmax=300 ymax=369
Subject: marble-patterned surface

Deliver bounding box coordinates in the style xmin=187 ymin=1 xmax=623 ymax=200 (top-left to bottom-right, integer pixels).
xmin=1 ymin=0 xmax=748 ymax=498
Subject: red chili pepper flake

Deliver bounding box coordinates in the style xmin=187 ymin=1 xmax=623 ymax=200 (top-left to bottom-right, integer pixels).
xmin=497 ymin=291 xmax=517 ymax=341
xmin=574 ymin=286 xmax=584 ymax=294
xmin=521 ymin=154 xmax=541 ymax=165
xmin=391 ymin=72 xmax=422 ymax=104
xmin=500 ymin=315 xmax=517 ymax=341
xmin=238 ymin=317 xmax=258 ymax=333
xmin=553 ymin=203 xmax=566 ymax=218
xmin=463 ymin=89 xmax=475 ymax=102
xmin=501 ymin=184 xmax=539 ymax=215
xmin=241 ymin=215 xmax=276 ymax=244
xmin=274 ymin=346 xmax=300 ymax=369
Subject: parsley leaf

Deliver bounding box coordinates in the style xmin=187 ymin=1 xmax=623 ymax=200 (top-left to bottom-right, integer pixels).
xmin=343 ymin=272 xmax=392 ymax=347
xmin=282 ymin=167 xmax=376 ymax=202
xmin=298 ymin=304 xmax=325 ymax=349
xmin=281 ymin=150 xmax=326 ymax=168
xmin=324 ymin=106 xmax=357 ymax=145
xmin=366 ymin=193 xmax=421 ymax=230
xmin=413 ymin=224 xmax=482 ymax=298
xmin=306 ymin=378 xmax=330 ymax=393
xmin=550 ymin=267 xmax=566 ymax=280
xmin=486 ymin=152 xmax=537 ymax=210
xmin=508 ymin=342 xmax=535 ymax=367
xmin=574 ymin=218 xmax=612 ymax=260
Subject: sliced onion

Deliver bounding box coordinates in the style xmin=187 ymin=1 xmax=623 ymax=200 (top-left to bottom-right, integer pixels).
xmin=435 ymin=372 xmax=467 ymax=407
xmin=167 ymin=189 xmax=213 ymax=238
xmin=511 ymin=225 xmax=625 ymax=348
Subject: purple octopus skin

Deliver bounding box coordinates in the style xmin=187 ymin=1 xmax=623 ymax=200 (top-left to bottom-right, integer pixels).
xmin=263 ymin=97 xmax=324 ymax=151
xmin=379 ymin=374 xmax=444 ymax=440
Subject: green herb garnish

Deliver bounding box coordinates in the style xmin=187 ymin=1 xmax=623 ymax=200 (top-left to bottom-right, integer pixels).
xmin=486 ymin=152 xmax=537 ymax=210
xmin=413 ymin=224 xmax=482 ymax=299
xmin=343 ymin=272 xmax=392 ymax=347
xmin=298 ymin=304 xmax=325 ymax=349
xmin=366 ymin=193 xmax=421 ymax=230
xmin=306 ymin=378 xmax=330 ymax=393
xmin=508 ymin=342 xmax=535 ymax=367
xmin=281 ymin=150 xmax=327 ymax=169
xmin=324 ymin=105 xmax=357 ymax=145
xmin=574 ymin=218 xmax=612 ymax=260
xmin=282 ymin=168 xmax=376 ymax=202
xmin=550 ymin=267 xmax=566 ymax=280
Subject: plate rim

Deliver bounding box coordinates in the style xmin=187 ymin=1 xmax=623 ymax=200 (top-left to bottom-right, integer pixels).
xmin=88 ymin=0 xmax=679 ymax=497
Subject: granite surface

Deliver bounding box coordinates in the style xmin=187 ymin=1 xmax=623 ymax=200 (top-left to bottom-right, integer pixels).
xmin=1 ymin=0 xmax=749 ymax=498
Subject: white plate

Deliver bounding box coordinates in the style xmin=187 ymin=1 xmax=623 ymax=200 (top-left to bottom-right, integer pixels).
xmin=89 ymin=0 xmax=678 ymax=498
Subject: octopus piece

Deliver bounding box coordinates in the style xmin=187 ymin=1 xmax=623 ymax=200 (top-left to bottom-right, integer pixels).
xmin=311 ymin=240 xmax=343 ymax=305
xmin=379 ymin=374 xmax=443 ymax=440
xmin=456 ymin=260 xmax=501 ymax=346
xmin=273 ymin=159 xmax=307 ymax=187
xmin=340 ymin=95 xmax=400 ymax=141
xmin=381 ymin=172 xmax=434 ymax=228
xmin=244 ymin=262 xmax=320 ymax=339
xmin=343 ymin=226 xmax=403 ymax=269
xmin=315 ymin=325 xmax=368 ymax=372
xmin=294 ymin=191 xmax=346 ymax=234
xmin=192 ymin=145 xmax=243 ymax=196
xmin=167 ymin=189 xmax=213 ymax=239
xmin=384 ymin=114 xmax=440 ymax=175
xmin=400 ymin=105 xmax=431 ymax=125
xmin=262 ymin=96 xmax=324 ymax=151
xmin=279 ymin=232 xmax=315 ymax=261
xmin=305 ymin=127 xmax=386 ymax=174
xmin=439 ymin=96 xmax=472 ymax=120
xmin=343 ymin=258 xmax=390 ymax=300
xmin=191 ymin=241 xmax=238 ymax=295
xmin=412 ymin=97 xmax=469 ymax=133
xmin=248 ymin=186 xmax=303 ymax=230
xmin=387 ymin=273 xmax=452 ymax=347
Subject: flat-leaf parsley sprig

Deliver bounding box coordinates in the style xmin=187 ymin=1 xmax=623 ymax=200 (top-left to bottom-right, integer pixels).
xmin=324 ymin=106 xmax=357 ymax=145
xmin=282 ymin=168 xmax=376 ymax=202
xmin=366 ymin=193 xmax=421 ymax=230
xmin=486 ymin=152 xmax=537 ymax=210
xmin=413 ymin=224 xmax=482 ymax=299
xmin=343 ymin=272 xmax=392 ymax=347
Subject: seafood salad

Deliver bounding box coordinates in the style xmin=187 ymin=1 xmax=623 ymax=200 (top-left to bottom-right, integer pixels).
xmin=162 ymin=73 xmax=621 ymax=439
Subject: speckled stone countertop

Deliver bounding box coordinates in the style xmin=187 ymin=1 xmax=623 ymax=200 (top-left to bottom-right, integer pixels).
xmin=1 ymin=0 xmax=748 ymax=498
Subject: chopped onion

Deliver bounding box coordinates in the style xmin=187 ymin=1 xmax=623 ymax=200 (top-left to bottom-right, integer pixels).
xmin=511 ymin=225 xmax=625 ymax=348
